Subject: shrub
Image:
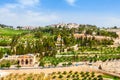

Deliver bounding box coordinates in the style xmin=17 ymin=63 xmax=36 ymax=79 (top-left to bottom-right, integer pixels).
xmin=98 ymin=65 xmax=102 ymax=70
xmin=58 ymin=74 xmax=63 ymax=78
xmin=57 ymin=71 xmax=61 ymax=74
xmin=16 ymin=64 xmax=21 ymax=69
xmin=62 ymin=71 xmax=67 ymax=75
xmin=69 ymin=70 xmax=73 ymax=74
xmin=91 ymin=72 xmax=95 ymax=77
xmin=67 ymin=62 xmax=72 ymax=66
xmin=62 ymin=63 xmax=67 ymax=67
xmin=74 ymin=71 xmax=78 ymax=74
xmin=39 ymin=60 xmax=45 ymax=67
xmin=67 ymin=75 xmax=71 ymax=78
xmin=97 ymin=75 xmax=103 ymax=80
xmin=52 ymin=72 xmax=56 ymax=75
xmin=52 ymin=75 xmax=56 ymax=79
xmin=72 ymin=74 xmax=75 ymax=78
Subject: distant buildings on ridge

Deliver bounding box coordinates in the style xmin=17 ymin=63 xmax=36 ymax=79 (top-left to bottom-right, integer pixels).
xmin=48 ymin=23 xmax=97 ymax=29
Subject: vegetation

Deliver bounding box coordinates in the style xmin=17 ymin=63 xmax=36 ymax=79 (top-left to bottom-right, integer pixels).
xmin=0 ymin=71 xmax=104 ymax=80
xmin=0 ymin=60 xmax=16 ymax=69
xmin=0 ymin=28 xmax=28 ymax=36
xmin=0 ymin=24 xmax=120 ymax=64
xmin=103 ymin=74 xmax=120 ymax=80
xmin=0 ymin=24 xmax=120 ymax=79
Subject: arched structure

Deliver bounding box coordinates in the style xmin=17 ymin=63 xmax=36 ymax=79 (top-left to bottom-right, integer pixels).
xmin=18 ymin=54 xmax=35 ymax=67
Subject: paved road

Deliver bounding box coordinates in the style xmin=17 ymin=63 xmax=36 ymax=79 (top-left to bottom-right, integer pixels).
xmin=98 ymin=70 xmax=120 ymax=78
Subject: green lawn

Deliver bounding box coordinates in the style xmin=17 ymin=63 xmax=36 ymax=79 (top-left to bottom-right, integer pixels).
xmin=0 ymin=28 xmax=28 ymax=36
xmin=103 ymin=75 xmax=120 ymax=80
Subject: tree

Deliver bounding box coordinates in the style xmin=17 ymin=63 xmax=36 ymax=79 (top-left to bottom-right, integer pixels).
xmin=25 ymin=41 xmax=32 ymax=53
xmin=34 ymin=32 xmax=43 ymax=38
xmin=16 ymin=44 xmax=25 ymax=55
xmin=5 ymin=62 xmax=11 ymax=69
xmin=113 ymin=26 xmax=117 ymax=29
xmin=51 ymin=58 xmax=59 ymax=67
xmin=50 ymin=49 xmax=57 ymax=57
xmin=63 ymin=36 xmax=71 ymax=48
xmin=42 ymin=37 xmax=56 ymax=57
xmin=70 ymin=34 xmax=76 ymax=46
xmin=39 ymin=60 xmax=45 ymax=67
xmin=0 ymin=51 xmax=3 ymax=59
xmin=17 ymin=26 xmax=23 ymax=30
xmin=0 ymin=64 xmax=5 ymax=69
xmin=10 ymin=35 xmax=20 ymax=49
xmin=98 ymin=65 xmax=102 ymax=70
xmin=71 ymin=51 xmax=78 ymax=61
xmin=10 ymin=35 xmax=21 ymax=54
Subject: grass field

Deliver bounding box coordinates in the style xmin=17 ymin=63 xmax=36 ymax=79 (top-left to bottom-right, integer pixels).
xmin=103 ymin=75 xmax=120 ymax=80
xmin=0 ymin=28 xmax=28 ymax=36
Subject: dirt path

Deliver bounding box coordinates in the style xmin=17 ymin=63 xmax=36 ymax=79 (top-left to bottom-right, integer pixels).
xmin=1 ymin=65 xmax=98 ymax=75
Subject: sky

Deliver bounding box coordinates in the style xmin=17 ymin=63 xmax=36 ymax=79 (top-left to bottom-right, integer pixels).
xmin=0 ymin=0 xmax=120 ymax=27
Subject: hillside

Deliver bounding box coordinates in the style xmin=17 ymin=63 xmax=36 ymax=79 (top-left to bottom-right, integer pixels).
xmin=0 ymin=25 xmax=119 ymax=56
xmin=0 ymin=28 xmax=29 ymax=48
xmin=0 ymin=25 xmax=120 ymax=79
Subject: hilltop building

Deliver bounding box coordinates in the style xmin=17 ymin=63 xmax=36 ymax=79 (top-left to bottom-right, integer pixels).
xmin=49 ymin=23 xmax=80 ymax=29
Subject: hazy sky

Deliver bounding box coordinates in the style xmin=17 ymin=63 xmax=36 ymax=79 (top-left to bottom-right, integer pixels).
xmin=0 ymin=0 xmax=120 ymax=27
